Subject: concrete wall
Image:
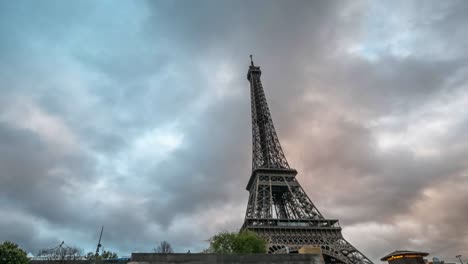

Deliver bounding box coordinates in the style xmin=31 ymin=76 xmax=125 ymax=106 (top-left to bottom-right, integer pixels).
xmin=131 ymin=253 xmax=323 ymax=264
xmin=30 ymin=261 xmax=128 ymax=264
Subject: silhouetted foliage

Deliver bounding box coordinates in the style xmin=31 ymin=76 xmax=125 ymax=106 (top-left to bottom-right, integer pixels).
xmin=36 ymin=242 xmax=82 ymax=263
xmin=154 ymin=241 xmax=173 ymax=253
xmin=207 ymin=230 xmax=267 ymax=254
xmin=84 ymin=250 xmax=118 ymax=260
xmin=101 ymin=250 xmax=118 ymax=259
xmin=0 ymin=241 xmax=29 ymax=264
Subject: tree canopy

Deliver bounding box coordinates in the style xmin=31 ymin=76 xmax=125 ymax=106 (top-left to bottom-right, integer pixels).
xmin=84 ymin=250 xmax=118 ymax=260
xmin=207 ymin=230 xmax=267 ymax=254
xmin=0 ymin=241 xmax=29 ymax=264
xmin=154 ymin=241 xmax=173 ymax=253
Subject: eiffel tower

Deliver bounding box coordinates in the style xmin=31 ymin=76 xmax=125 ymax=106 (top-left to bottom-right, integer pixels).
xmin=241 ymin=56 xmax=373 ymax=264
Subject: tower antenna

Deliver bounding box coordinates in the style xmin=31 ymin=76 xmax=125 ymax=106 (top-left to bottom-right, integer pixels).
xmin=249 ymin=54 xmax=254 ymax=66
xmin=94 ymin=226 xmax=104 ymax=260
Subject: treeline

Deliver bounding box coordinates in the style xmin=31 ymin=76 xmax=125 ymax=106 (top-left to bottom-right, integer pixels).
xmin=0 ymin=230 xmax=267 ymax=264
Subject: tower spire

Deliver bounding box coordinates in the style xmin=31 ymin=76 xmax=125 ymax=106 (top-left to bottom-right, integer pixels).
xmin=247 ymin=58 xmax=290 ymax=170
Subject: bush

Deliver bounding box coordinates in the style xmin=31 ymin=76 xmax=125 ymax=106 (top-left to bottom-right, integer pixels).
xmin=207 ymin=230 xmax=267 ymax=254
xmin=232 ymin=231 xmax=267 ymax=253
xmin=0 ymin=241 xmax=29 ymax=264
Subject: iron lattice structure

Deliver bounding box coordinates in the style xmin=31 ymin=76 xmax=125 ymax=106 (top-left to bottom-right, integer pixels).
xmin=242 ymin=57 xmax=373 ymax=264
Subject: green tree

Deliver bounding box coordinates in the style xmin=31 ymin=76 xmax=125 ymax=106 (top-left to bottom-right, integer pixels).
xmin=207 ymin=230 xmax=267 ymax=254
xmin=84 ymin=250 xmax=118 ymax=260
xmin=84 ymin=252 xmax=95 ymax=260
xmin=232 ymin=231 xmax=267 ymax=253
xmin=101 ymin=250 xmax=118 ymax=259
xmin=207 ymin=232 xmax=237 ymax=253
xmin=0 ymin=241 xmax=29 ymax=264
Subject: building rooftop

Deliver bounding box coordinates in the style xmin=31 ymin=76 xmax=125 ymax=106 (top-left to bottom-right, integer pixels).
xmin=381 ymin=250 xmax=429 ymax=261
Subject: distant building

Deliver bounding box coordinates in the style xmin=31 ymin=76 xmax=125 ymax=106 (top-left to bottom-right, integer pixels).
xmin=381 ymin=250 xmax=429 ymax=264
xmin=427 ymin=256 xmax=456 ymax=264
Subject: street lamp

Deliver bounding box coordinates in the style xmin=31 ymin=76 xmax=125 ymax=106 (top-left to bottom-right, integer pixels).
xmin=456 ymin=255 xmax=464 ymax=264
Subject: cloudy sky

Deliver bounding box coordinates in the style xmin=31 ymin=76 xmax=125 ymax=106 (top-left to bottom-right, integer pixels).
xmin=1 ymin=0 xmax=468 ymax=262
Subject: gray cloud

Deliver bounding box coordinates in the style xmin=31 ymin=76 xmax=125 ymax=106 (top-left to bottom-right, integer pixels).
xmin=0 ymin=0 xmax=467 ymax=262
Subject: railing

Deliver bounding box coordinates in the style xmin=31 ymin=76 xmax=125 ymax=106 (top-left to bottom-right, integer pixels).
xmin=244 ymin=218 xmax=341 ymax=229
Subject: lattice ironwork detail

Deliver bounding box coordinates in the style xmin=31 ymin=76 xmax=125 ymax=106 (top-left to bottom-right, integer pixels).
xmin=248 ymin=59 xmax=290 ymax=170
xmin=259 ymin=229 xmax=373 ymax=264
xmin=242 ymin=57 xmax=373 ymax=264
xmin=244 ymin=174 xmax=323 ymax=220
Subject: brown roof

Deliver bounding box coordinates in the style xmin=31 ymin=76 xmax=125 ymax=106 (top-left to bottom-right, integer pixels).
xmin=381 ymin=250 xmax=429 ymax=261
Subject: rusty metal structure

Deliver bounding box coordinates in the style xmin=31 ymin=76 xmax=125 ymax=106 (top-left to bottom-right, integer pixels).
xmin=241 ymin=56 xmax=373 ymax=264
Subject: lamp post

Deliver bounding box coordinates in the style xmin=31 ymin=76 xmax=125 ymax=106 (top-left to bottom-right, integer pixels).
xmin=456 ymin=255 xmax=464 ymax=264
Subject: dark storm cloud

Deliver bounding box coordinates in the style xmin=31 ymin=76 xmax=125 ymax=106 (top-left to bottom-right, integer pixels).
xmin=1 ymin=0 xmax=467 ymax=262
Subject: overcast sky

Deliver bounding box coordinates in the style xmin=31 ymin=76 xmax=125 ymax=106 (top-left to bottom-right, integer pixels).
xmin=1 ymin=0 xmax=467 ymax=262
